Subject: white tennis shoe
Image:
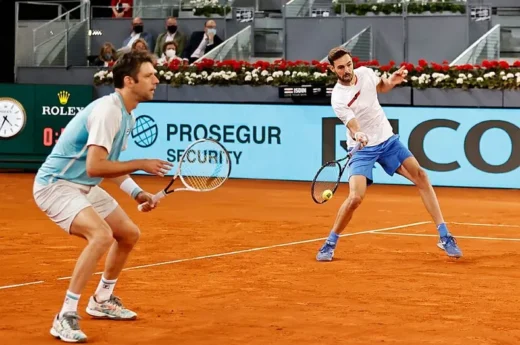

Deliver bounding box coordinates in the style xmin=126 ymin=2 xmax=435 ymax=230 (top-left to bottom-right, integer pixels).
xmin=50 ymin=311 xmax=87 ymax=343
xmin=85 ymin=295 xmax=137 ymax=320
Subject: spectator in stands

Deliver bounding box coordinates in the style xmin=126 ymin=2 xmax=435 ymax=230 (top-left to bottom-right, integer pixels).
xmin=121 ymin=17 xmax=154 ymax=52
xmin=131 ymin=38 xmax=149 ymax=52
xmin=154 ymin=16 xmax=186 ymax=58
xmin=157 ymin=41 xmax=183 ymax=65
xmin=93 ymin=42 xmax=118 ymax=66
xmin=182 ymin=19 xmax=223 ymax=64
xmin=111 ymin=0 xmax=133 ymax=18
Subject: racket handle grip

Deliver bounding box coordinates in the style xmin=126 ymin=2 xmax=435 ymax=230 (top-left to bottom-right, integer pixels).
xmin=137 ymin=190 xmax=166 ymax=212
xmin=349 ymin=143 xmax=362 ymax=157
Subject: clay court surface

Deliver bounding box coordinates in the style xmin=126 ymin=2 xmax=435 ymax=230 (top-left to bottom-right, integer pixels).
xmin=0 ymin=172 xmax=519 ymax=345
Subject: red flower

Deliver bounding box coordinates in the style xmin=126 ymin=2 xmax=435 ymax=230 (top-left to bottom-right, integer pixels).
xmin=418 ymin=59 xmax=428 ymax=67
xmin=499 ymin=61 xmax=510 ymax=69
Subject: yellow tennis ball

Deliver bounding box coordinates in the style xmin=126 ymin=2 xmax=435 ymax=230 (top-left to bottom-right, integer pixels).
xmin=322 ymin=189 xmax=333 ymax=201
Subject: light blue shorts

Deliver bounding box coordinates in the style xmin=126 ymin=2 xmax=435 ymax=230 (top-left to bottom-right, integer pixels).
xmin=347 ymin=134 xmax=413 ymax=186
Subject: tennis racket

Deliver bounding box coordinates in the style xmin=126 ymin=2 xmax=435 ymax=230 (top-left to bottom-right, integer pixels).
xmin=137 ymin=138 xmax=232 ymax=211
xmin=310 ymin=143 xmax=361 ymax=204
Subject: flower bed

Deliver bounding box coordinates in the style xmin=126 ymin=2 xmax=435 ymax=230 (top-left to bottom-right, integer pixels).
xmin=93 ymin=57 xmax=520 ymax=90
xmin=188 ymin=0 xmax=231 ymax=17
xmin=333 ymin=0 xmax=467 ymax=16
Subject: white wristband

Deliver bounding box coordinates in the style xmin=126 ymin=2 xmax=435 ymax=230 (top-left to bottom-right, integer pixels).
xmin=120 ymin=177 xmax=143 ymax=199
xmin=354 ymin=132 xmax=366 ymax=141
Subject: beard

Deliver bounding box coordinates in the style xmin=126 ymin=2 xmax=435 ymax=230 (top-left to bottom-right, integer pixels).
xmin=337 ymin=72 xmax=352 ymax=84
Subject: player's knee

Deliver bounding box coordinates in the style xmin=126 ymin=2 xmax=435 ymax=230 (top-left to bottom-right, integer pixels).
xmin=347 ymin=193 xmax=364 ymax=209
xmin=415 ymin=168 xmax=430 ymax=187
xmin=90 ymin=225 xmax=114 ymax=250
xmin=115 ymin=221 xmax=141 ymax=247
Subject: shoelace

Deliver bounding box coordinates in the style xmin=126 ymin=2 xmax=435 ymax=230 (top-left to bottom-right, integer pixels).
xmin=108 ymin=295 xmax=123 ymax=308
xmin=62 ymin=313 xmax=81 ymax=330
xmin=445 ymin=236 xmax=457 ymax=246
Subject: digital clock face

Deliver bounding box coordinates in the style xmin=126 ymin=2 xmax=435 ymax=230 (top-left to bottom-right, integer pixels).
xmin=0 ymin=98 xmax=27 ymax=139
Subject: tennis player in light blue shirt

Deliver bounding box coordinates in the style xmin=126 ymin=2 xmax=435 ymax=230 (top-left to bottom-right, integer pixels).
xmin=33 ymin=51 xmax=173 ymax=343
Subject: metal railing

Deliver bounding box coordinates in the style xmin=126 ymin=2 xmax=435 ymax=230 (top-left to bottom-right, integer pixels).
xmin=195 ymin=25 xmax=252 ymax=62
xmin=32 ymin=1 xmax=89 ymax=66
xmin=320 ymin=25 xmax=372 ymax=63
xmin=114 ymin=0 xmax=231 ymax=18
xmin=15 ymin=1 xmax=76 ymax=76
xmin=450 ymin=24 xmax=500 ymax=66
xmin=90 ymin=4 xmax=181 ymax=19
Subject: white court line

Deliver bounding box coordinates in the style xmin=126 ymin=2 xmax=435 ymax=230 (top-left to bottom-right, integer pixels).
xmin=448 ymin=222 xmax=520 ymax=228
xmin=5 ymin=221 xmax=520 ymax=289
xmin=371 ymin=231 xmax=520 ymax=242
xmin=4 ymin=221 xmax=431 ymax=287
xmin=0 ymin=281 xmax=45 ymax=290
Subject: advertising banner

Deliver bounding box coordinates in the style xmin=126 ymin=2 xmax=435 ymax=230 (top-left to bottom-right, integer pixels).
xmin=120 ymin=103 xmax=520 ymax=189
xmin=0 ymin=84 xmax=92 ymax=165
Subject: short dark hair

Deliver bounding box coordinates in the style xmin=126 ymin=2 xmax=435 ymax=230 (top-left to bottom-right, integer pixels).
xmin=112 ymin=50 xmax=155 ymax=89
xmin=327 ymin=47 xmax=352 ymax=66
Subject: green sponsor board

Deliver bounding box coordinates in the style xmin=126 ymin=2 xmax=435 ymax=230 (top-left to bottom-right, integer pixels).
xmin=0 ymin=84 xmax=93 ymax=168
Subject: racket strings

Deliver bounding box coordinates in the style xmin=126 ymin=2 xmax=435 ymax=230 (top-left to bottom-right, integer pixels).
xmin=312 ymin=162 xmax=341 ymax=202
xmin=179 ymin=142 xmax=231 ymax=191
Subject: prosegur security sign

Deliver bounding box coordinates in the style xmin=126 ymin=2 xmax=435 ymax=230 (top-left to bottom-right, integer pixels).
xmin=120 ymin=102 xmax=520 ymax=189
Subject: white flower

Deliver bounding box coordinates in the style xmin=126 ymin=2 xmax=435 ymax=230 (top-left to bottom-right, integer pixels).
xmin=456 ymin=78 xmax=464 ymax=84
xmin=507 ymin=73 xmax=514 ymax=79
xmin=107 ymin=72 xmax=113 ymax=79
xmin=285 ymin=71 xmax=290 ymax=76
xmin=165 ymin=75 xmax=171 ymax=80
xmin=266 ymin=76 xmax=273 ymax=82
xmin=502 ymin=76 xmax=508 ymax=80
xmin=261 ymin=70 xmax=269 ymax=76
xmin=245 ymin=75 xmax=252 ymax=81
xmin=476 ymin=77 xmax=484 ymax=82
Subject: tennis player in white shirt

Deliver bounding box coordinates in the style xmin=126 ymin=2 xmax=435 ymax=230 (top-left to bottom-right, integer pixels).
xmin=316 ymin=47 xmax=462 ymax=261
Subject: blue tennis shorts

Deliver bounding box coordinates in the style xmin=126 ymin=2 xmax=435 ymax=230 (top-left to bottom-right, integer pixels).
xmin=347 ymin=134 xmax=413 ymax=185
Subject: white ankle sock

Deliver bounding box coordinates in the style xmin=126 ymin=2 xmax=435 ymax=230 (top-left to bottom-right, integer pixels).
xmin=94 ymin=276 xmax=117 ymax=302
xmin=59 ymin=290 xmax=80 ymax=318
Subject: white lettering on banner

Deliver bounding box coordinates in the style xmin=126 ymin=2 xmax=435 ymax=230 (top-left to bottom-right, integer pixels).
xmin=166 ymin=148 xmax=242 ymax=165
xmin=42 ymin=106 xmax=84 ymax=116
xmin=166 ymin=124 xmax=281 ymax=144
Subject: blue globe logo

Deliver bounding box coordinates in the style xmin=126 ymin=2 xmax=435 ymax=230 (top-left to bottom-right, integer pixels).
xmin=132 ymin=115 xmax=158 ymax=148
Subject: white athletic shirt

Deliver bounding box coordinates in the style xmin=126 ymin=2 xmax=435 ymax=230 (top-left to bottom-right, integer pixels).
xmin=35 ymin=92 xmax=135 ymax=186
xmin=330 ymin=66 xmax=395 ymax=148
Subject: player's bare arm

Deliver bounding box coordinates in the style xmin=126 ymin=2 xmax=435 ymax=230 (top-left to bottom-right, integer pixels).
xmin=346 ymin=118 xmax=369 ymax=148
xmin=376 ymin=66 xmax=408 ymax=93
xmin=86 ymin=145 xmax=172 ymax=178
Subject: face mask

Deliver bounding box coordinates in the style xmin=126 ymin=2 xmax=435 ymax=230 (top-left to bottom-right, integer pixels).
xmin=165 ymin=49 xmax=176 ymax=58
xmin=207 ymin=28 xmax=216 ymax=35
xmin=103 ymin=54 xmax=112 ymax=60
xmin=167 ymin=25 xmax=177 ymax=34
xmin=133 ymin=24 xmax=143 ymax=33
